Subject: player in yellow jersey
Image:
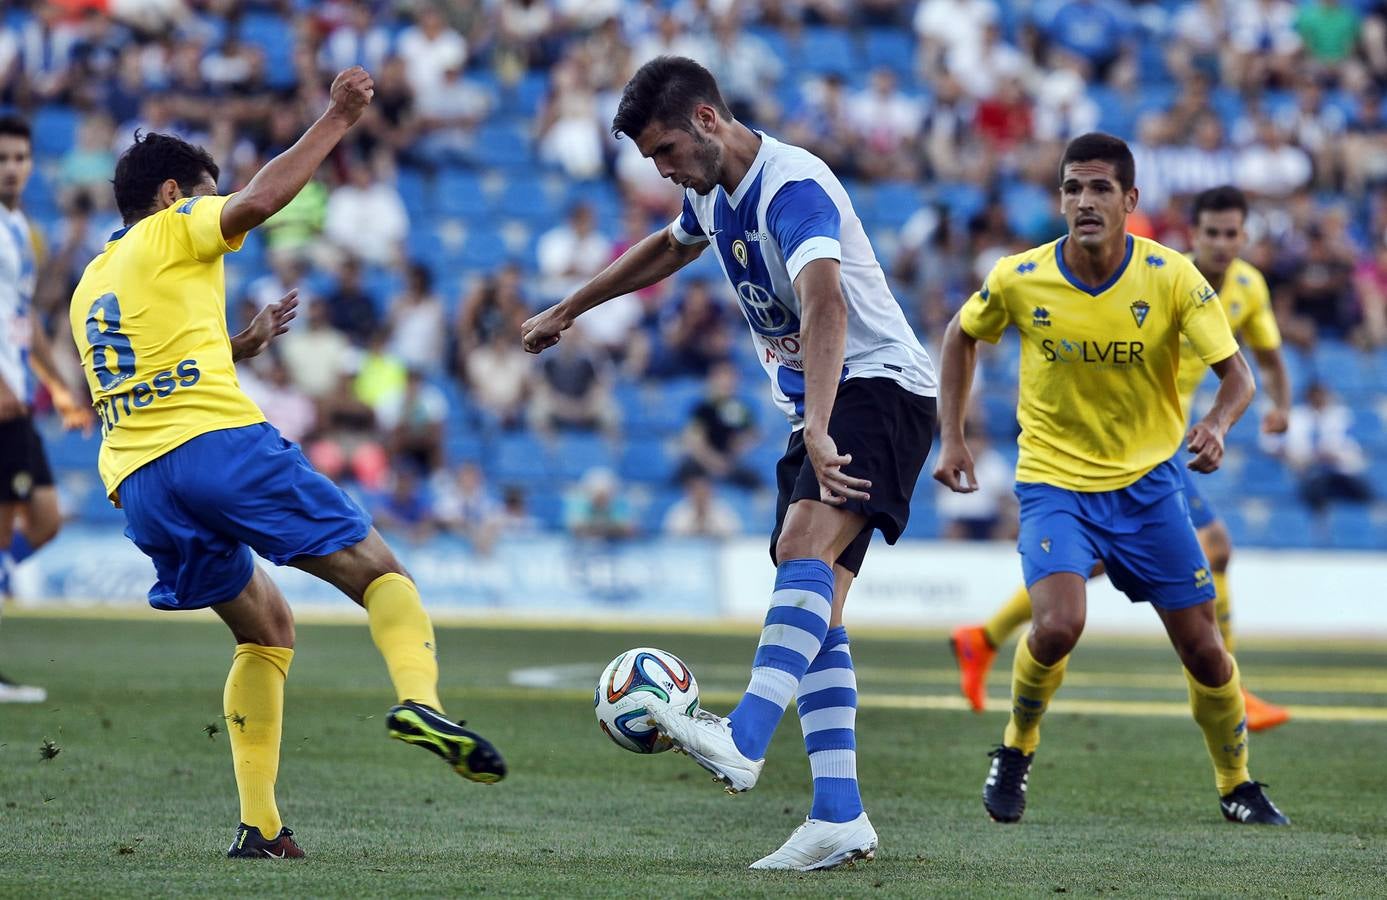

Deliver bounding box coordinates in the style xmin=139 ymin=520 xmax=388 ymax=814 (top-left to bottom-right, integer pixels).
xmin=934 ymin=134 xmax=1288 ymax=826
xmin=68 ymin=68 xmax=506 ymax=860
xmin=948 ymin=185 xmax=1294 ymax=733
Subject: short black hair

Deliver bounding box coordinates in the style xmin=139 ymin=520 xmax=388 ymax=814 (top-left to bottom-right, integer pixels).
xmin=1059 ymin=132 xmax=1135 ymax=192
xmin=112 ymin=131 xmax=220 ymax=224
xmin=0 ymin=114 xmax=31 ymax=144
xmin=611 ymin=56 xmax=733 ymax=140
xmin=1191 ymin=185 xmax=1248 ymax=225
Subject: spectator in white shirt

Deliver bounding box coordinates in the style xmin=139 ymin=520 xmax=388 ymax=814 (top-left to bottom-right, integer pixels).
xmin=387 ymin=262 xmax=448 ymax=376
xmin=663 ymin=474 xmax=743 ymax=538
xmin=396 ymin=4 xmax=467 ymax=98
xmin=937 ymin=425 xmax=1016 ymax=540
xmin=537 ymin=201 xmax=613 ymax=302
xmin=318 ymin=1 xmax=393 ymax=76
xmin=914 ymin=0 xmax=1000 ymax=76
xmin=324 ymin=152 xmax=409 ymax=267
xmin=1264 ymin=382 xmax=1373 ymax=514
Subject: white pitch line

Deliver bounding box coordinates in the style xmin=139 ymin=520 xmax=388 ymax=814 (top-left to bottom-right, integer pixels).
xmin=509 ymin=665 xmax=1387 ymax=724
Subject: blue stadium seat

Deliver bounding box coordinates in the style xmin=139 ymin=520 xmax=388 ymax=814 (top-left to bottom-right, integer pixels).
xmin=32 ymin=106 xmax=78 ymax=160
xmin=1239 ymin=454 xmax=1297 ymax=500
xmin=501 ymin=72 xmax=550 ymax=119
xmin=934 ymin=182 xmax=987 ymax=222
xmin=619 ymin=435 xmax=675 ymax=484
xmin=237 ymin=12 xmax=297 ymax=90
xmin=444 ymin=429 xmax=484 ymax=464
xmin=873 ymin=181 xmax=925 ymax=228
xmin=494 ymin=177 xmax=564 ymax=224
xmin=1322 ymin=505 xmax=1383 ymax=550
xmin=552 ymin=433 xmax=616 ymax=480
xmin=524 ymin=480 xmax=566 ymax=530
xmin=796 ymin=27 xmax=859 ymax=76
xmin=905 ymin=494 xmax=939 ymax=539
xmin=863 ymin=29 xmax=916 ymax=78
xmin=39 ymin=424 xmax=100 ymax=471
xmin=625 ymin=378 xmax=703 ymax=435
xmin=433 ymin=171 xmax=489 ymax=217
xmin=473 ymin=122 xmax=535 ymax=170
xmin=643 ymin=485 xmax=684 ymax=532
xmin=458 ymin=228 xmax=510 ymax=268
xmin=492 ymin=433 xmax=553 ymax=481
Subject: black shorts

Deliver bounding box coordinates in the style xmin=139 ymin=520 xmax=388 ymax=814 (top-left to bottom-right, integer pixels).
xmin=0 ymin=415 xmax=55 ymax=503
xmin=769 ymin=378 xmax=936 ymax=576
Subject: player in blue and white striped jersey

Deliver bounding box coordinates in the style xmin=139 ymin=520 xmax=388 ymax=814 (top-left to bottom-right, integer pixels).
xmin=0 ymin=114 xmax=93 ymax=702
xmin=523 ymin=57 xmax=937 ymax=871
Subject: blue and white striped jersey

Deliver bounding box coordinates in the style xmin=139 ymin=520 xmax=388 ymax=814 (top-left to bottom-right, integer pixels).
xmin=669 ymin=133 xmax=935 ymax=427
xmin=0 ymin=204 xmax=36 ymax=402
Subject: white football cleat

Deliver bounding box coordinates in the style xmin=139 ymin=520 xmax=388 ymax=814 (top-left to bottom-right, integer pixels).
xmin=647 ymin=705 xmax=764 ymax=793
xmin=749 ymin=812 xmax=879 ymax=871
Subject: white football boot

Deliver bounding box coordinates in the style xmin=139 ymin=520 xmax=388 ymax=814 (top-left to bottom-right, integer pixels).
xmin=749 ymin=812 xmax=879 ymax=871
xmin=647 ymin=706 xmax=764 ymax=793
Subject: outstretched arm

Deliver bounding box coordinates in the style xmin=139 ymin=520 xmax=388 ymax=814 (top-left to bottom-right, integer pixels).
xmin=28 ymin=320 xmax=93 ymax=433
xmin=1186 ymin=352 xmax=1255 ymax=473
xmin=796 ymin=257 xmax=871 ymax=505
xmin=219 ymin=67 xmax=375 ymax=240
xmin=521 ymin=226 xmax=704 ymax=353
xmin=932 ymin=311 xmax=980 ymax=493
xmin=1251 ymin=346 xmax=1291 ymax=434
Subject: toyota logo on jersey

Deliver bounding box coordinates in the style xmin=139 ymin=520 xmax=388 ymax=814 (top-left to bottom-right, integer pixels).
xmin=736 ymin=281 xmax=799 ymax=337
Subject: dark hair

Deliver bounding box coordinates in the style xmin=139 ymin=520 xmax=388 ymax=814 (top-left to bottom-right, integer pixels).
xmin=1191 ymin=185 xmax=1247 ymax=225
xmin=0 ymin=114 xmax=31 ymax=144
xmin=611 ymin=56 xmax=732 ymax=140
xmin=1058 ymin=132 xmax=1135 ymax=192
xmin=112 ymin=131 xmax=220 ymax=224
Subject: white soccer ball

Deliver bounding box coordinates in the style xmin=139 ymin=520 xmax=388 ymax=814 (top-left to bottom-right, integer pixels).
xmin=594 ymin=647 xmax=700 ymax=754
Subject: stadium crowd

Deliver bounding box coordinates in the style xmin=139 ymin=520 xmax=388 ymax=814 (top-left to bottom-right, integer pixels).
xmin=4 ymin=0 xmax=1385 ymax=547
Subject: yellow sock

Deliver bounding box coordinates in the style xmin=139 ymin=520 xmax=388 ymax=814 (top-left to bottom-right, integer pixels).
xmin=365 ymin=573 xmax=442 ymax=711
xmin=1002 ymin=637 xmax=1069 ymax=754
xmin=1186 ymin=657 xmax=1250 ymax=795
xmin=984 ymin=586 xmax=1035 ymax=648
xmin=224 ymin=644 xmax=293 ymax=838
xmin=1212 ymin=571 xmax=1235 ymax=653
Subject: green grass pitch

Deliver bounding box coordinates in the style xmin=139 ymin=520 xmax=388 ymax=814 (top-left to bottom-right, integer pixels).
xmin=1 ymin=613 xmax=1384 ymax=897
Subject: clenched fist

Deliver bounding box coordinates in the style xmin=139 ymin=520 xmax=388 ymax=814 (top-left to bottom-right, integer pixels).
xmin=326 ymin=66 xmax=375 ymax=127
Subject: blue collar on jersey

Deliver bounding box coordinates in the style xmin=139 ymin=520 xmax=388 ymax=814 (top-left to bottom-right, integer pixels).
xmin=108 ymin=226 xmax=131 ymax=242
xmin=1055 ymin=233 xmax=1134 ymax=296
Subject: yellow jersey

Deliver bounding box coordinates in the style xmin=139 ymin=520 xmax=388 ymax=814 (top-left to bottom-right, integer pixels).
xmin=1176 ymin=256 xmax=1280 ymax=421
xmin=69 ymin=193 xmax=263 ymax=500
xmin=960 ymin=234 xmax=1239 ymax=492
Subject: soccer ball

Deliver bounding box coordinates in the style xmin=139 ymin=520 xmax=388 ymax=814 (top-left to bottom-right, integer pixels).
xmin=594 ymin=648 xmax=699 ymax=754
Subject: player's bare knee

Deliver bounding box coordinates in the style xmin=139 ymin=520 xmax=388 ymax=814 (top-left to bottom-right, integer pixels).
xmin=774 ymin=531 xmax=828 ymax=566
xmin=1185 ymin=642 xmax=1231 ymax=687
xmin=1029 ymin=614 xmax=1083 ymax=662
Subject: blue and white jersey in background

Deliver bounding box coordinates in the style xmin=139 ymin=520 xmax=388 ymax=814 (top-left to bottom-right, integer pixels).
xmin=669 ymin=132 xmax=936 ymax=427
xmin=0 ymin=204 xmax=36 ymax=403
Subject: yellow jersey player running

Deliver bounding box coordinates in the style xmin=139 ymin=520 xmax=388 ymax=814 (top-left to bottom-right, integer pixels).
xmin=68 ymin=67 xmax=505 ymax=860
xmin=934 ymin=134 xmax=1289 ymax=826
xmin=948 ymin=184 xmax=1294 ymax=733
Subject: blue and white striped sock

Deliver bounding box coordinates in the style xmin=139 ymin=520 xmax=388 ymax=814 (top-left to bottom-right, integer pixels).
xmin=726 ymin=558 xmax=833 ymax=761
xmin=798 ymin=625 xmax=862 ymax=823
